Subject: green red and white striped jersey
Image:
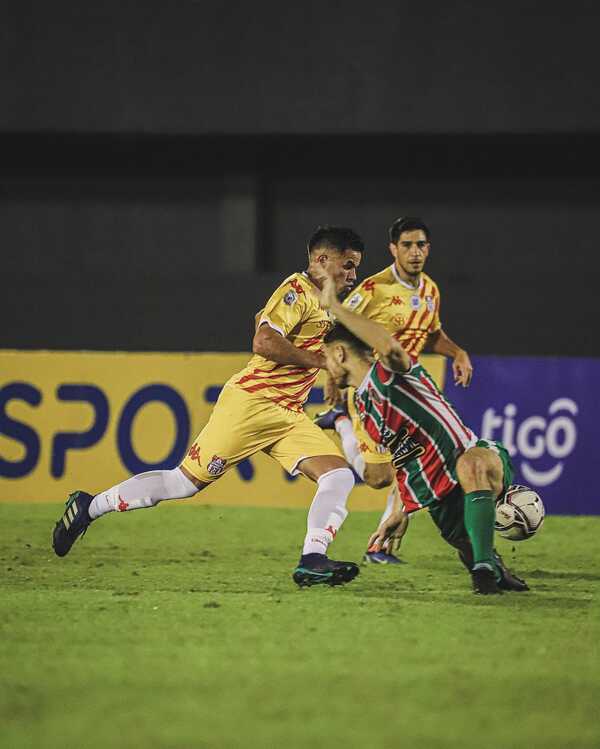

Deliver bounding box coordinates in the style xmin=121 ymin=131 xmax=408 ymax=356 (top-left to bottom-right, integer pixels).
xmin=355 ymin=360 xmax=477 ymax=512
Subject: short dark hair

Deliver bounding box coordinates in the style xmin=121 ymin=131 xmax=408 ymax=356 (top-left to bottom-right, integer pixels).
xmin=308 ymin=225 xmax=365 ymax=255
xmin=388 ymin=217 xmax=431 ymax=244
xmin=323 ymin=323 xmax=372 ymax=355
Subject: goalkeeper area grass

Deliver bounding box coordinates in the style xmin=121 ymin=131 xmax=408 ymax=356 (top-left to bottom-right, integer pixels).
xmin=1 ymin=502 xmax=599 ymax=749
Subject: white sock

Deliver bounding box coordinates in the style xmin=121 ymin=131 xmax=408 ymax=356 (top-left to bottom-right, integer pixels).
xmin=335 ymin=417 xmax=365 ymax=480
xmin=88 ymin=468 xmax=198 ymax=519
xmin=303 ymin=467 xmax=355 ymax=556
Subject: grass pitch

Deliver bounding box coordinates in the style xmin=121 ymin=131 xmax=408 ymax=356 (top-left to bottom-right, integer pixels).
xmin=1 ymin=503 xmax=599 ymax=749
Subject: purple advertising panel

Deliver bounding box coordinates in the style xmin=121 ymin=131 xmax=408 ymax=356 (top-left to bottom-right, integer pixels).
xmin=443 ymin=356 xmax=600 ymax=515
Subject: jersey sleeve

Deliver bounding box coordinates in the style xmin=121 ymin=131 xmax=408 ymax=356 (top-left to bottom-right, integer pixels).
xmin=342 ymin=280 xmax=375 ymax=316
xmin=374 ymin=361 xmax=395 ymax=385
xmin=429 ymin=283 xmax=442 ymax=333
xmin=257 ymin=280 xmax=309 ymax=337
xmin=376 ymin=357 xmax=418 ymax=384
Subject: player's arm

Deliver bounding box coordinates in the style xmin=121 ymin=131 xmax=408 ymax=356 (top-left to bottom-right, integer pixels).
xmin=322 ymin=278 xmax=411 ymax=373
xmin=423 ymin=288 xmax=473 ymax=387
xmin=427 ymin=328 xmax=473 ymax=387
xmin=253 ymin=325 xmax=326 ymax=369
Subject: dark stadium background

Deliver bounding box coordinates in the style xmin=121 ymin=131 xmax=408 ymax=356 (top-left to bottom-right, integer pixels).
xmin=2 ymin=2 xmax=599 ymax=356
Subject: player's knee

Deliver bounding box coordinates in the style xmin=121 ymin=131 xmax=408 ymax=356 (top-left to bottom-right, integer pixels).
xmin=317 ymin=466 xmax=355 ymax=492
xmin=457 ymin=451 xmax=488 ymax=486
xmin=363 ymin=464 xmax=394 ymax=489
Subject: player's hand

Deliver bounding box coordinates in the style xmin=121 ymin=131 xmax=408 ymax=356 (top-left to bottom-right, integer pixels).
xmin=319 ymin=272 xmax=338 ymax=311
xmin=324 ymin=373 xmax=343 ymax=406
xmin=367 ymin=509 xmax=409 ymax=553
xmin=452 ymin=349 xmax=473 ymax=387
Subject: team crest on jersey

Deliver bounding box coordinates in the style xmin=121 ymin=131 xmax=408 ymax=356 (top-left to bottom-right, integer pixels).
xmin=410 ymin=295 xmax=421 ymax=310
xmin=207 ymin=455 xmax=227 ymax=476
xmin=284 ymin=290 xmax=297 ymax=305
xmin=346 ymin=292 xmax=363 ymax=310
xmin=425 ymin=295 xmax=435 ymax=312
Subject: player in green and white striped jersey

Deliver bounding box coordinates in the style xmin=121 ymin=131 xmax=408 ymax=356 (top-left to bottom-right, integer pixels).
xmin=319 ymin=273 xmax=528 ymax=594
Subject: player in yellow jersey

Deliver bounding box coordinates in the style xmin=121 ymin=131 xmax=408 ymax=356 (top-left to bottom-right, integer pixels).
xmin=316 ymin=217 xmax=473 ymax=564
xmin=52 ymin=226 xmax=365 ymax=588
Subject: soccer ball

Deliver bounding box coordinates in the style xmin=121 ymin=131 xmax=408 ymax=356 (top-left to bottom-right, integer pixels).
xmin=495 ymin=485 xmax=545 ymax=541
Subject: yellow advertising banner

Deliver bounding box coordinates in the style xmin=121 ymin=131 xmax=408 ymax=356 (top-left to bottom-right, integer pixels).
xmin=0 ymin=350 xmax=446 ymax=509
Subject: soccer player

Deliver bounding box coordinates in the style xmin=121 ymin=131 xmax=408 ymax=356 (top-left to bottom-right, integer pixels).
xmin=318 ymin=273 xmax=528 ymax=594
xmin=52 ymin=226 xmax=366 ymax=587
xmin=317 ymin=217 xmax=473 ymax=564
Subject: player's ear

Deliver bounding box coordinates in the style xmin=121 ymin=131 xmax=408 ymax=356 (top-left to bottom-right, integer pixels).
xmin=334 ymin=343 xmax=346 ymax=364
xmin=388 ymin=242 xmax=397 ymax=259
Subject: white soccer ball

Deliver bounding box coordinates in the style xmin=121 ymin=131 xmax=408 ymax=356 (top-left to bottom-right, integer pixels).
xmin=495 ymin=485 xmax=545 ymax=541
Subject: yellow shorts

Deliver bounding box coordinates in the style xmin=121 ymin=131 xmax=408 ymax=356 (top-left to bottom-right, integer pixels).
xmin=346 ymin=387 xmax=392 ymax=466
xmin=181 ymin=383 xmax=343 ymax=483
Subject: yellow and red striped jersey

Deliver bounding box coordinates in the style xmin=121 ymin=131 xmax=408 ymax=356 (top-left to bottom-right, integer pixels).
xmin=342 ymin=265 xmax=441 ymax=357
xmin=229 ymin=272 xmax=333 ymax=412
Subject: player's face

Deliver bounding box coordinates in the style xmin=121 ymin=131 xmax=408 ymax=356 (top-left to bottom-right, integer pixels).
xmin=389 ymin=230 xmax=430 ymax=278
xmin=323 ymin=343 xmax=351 ymax=388
xmin=320 ymin=249 xmax=362 ymax=295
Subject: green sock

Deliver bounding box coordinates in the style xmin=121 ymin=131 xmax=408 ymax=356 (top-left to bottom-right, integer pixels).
xmin=463 ymin=490 xmax=497 ymax=575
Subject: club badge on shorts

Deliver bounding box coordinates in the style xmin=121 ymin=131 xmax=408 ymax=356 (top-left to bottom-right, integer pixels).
xmin=207 ymin=455 xmax=227 ymax=476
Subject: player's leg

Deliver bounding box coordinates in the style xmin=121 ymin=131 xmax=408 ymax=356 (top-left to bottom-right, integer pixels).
xmin=315 ymin=392 xmax=368 ymax=480
xmin=429 ymin=485 xmax=528 ymax=593
xmin=455 ymin=445 xmax=509 ymax=594
xmin=52 ymin=384 xmax=282 ymax=557
xmin=329 ymin=390 xmax=406 ymax=564
xmin=457 ymin=440 xmax=529 ymax=592
xmin=267 ymin=419 xmax=359 ymax=586
xmin=294 ymin=454 xmax=359 ymax=586
xmin=52 ymin=466 xmax=202 ymax=557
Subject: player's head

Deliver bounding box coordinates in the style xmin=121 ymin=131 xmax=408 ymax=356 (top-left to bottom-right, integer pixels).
xmin=388 ymin=217 xmax=431 ymax=279
xmin=323 ymin=323 xmax=372 ymax=388
xmin=307 ymin=225 xmax=364 ymax=295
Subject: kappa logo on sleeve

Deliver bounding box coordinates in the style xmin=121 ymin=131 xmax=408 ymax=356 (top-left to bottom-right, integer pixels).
xmin=187 ymin=443 xmax=201 ymax=466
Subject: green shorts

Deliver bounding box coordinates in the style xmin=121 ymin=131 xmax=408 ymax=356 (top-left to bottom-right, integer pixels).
xmin=428 ymin=440 xmax=514 ymax=546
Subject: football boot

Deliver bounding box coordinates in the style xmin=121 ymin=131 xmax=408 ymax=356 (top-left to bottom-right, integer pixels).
xmin=292 ymin=553 xmax=360 ymax=587
xmin=313 ymin=401 xmax=349 ymax=430
xmin=363 ymin=550 xmax=404 ymax=565
xmin=471 ymin=564 xmax=502 ymax=595
xmin=52 ymin=490 xmax=94 ymax=557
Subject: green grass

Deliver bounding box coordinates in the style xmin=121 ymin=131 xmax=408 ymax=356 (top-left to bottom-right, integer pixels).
xmin=1 ymin=503 xmax=599 ymax=749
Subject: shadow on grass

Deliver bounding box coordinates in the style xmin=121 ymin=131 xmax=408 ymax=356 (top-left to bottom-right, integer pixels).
xmin=527 ymin=569 xmax=600 ymax=582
